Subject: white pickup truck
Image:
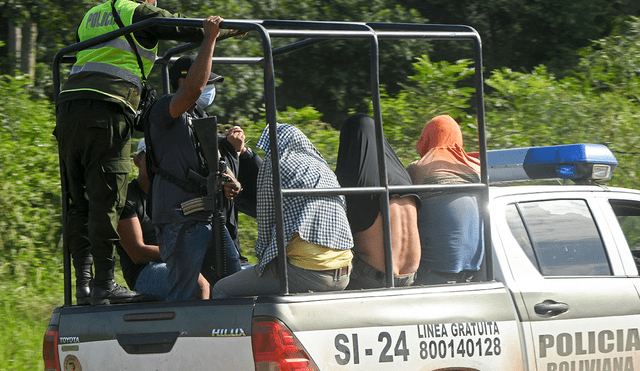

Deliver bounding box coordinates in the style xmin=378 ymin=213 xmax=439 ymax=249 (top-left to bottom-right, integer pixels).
xmin=44 ymin=19 xmax=640 ymax=371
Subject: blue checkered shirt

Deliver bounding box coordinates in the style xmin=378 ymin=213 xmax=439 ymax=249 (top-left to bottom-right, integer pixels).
xmin=254 ymin=124 xmax=353 ymax=275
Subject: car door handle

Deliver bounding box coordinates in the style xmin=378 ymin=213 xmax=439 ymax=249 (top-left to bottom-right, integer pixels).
xmin=534 ymin=300 xmax=569 ymax=317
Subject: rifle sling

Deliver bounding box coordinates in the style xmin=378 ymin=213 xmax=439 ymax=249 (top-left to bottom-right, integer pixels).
xmin=149 ymin=163 xmax=205 ymax=196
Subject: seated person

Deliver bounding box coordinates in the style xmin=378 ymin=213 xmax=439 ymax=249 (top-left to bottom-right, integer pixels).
xmin=212 ymin=124 xmax=354 ymax=298
xmin=116 ymin=139 xmax=211 ymax=300
xmin=218 ymin=125 xmax=262 ymax=265
xmin=406 ymin=115 xmax=484 ymax=285
xmin=335 ymin=113 xmax=421 ymax=289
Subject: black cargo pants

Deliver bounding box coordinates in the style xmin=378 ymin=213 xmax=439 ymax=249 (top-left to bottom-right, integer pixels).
xmin=55 ymin=99 xmax=133 ymax=276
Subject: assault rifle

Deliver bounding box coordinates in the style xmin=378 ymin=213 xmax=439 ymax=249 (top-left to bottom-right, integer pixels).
xmin=184 ymin=116 xmax=228 ymax=285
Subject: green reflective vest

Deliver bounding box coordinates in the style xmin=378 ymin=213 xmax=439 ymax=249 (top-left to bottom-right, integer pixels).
xmin=71 ymin=0 xmax=158 ymax=90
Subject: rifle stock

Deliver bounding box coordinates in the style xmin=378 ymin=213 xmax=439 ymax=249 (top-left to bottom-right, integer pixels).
xmin=191 ymin=116 xmax=228 ymax=285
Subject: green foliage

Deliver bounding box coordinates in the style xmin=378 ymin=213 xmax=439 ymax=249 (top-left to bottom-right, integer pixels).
xmin=617 ymin=215 xmax=640 ymax=250
xmin=0 ymin=74 xmax=62 ymax=370
xmin=271 ymin=106 xmax=341 ymax=167
xmin=398 ymin=0 xmax=639 ymax=75
xmin=379 ymin=56 xmax=476 ymax=164
xmin=484 ymin=17 xmax=640 ymax=189
xmin=246 ymin=0 xmax=427 ymax=126
xmin=277 ymin=105 xmax=323 ymax=124
xmin=3 ymin=12 xmax=640 ymax=371
xmin=577 ymin=16 xmax=640 ymax=97
xmin=240 ymin=105 xmax=341 ymax=168
xmin=0 ymin=75 xmax=60 ymax=263
xmin=485 ymin=66 xmax=590 ymax=147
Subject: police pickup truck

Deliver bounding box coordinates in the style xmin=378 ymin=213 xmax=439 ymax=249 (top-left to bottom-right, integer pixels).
xmin=44 ymin=19 xmax=640 ymax=371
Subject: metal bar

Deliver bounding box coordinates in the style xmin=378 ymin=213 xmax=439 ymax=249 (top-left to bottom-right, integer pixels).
xmin=374 ymin=22 xmax=491 ymax=282
xmin=374 ymin=31 xmax=480 ymax=41
xmin=281 ymin=183 xmax=486 ymax=197
xmin=210 ymin=57 xmax=264 ymax=64
xmin=51 ymin=18 xmax=278 ymax=301
xmin=273 ymin=38 xmax=328 ymax=56
xmin=251 ymin=25 xmax=288 ymax=295
xmin=262 ymin=19 xmax=368 ymax=30
xmin=471 ymin=32 xmax=493 ymax=281
xmin=52 ymin=18 xmax=493 ymax=300
xmin=367 ymin=22 xmax=477 ymax=33
xmin=367 ymin=29 xmax=396 ymax=288
xmin=264 ymin=22 xmax=376 ymax=295
xmin=53 ymin=18 xmax=261 ymax=101
xmin=59 ymin=154 xmax=72 ymax=307
xmin=161 ymin=42 xmax=199 ymax=58
xmin=267 ymin=30 xmax=376 ymax=38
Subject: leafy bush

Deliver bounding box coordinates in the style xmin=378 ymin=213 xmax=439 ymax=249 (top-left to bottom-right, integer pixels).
xmin=2 ymin=16 xmax=640 ymax=371
xmin=484 ymin=17 xmax=640 ymax=189
xmin=0 ymin=75 xmax=61 ymax=274
xmin=379 ymin=56 xmax=476 ymax=165
xmin=0 ymin=75 xmax=63 ymax=370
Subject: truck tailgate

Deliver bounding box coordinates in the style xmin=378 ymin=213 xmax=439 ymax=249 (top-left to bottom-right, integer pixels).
xmin=56 ymin=298 xmax=255 ymax=370
xmin=254 ymin=282 xmax=525 ymax=370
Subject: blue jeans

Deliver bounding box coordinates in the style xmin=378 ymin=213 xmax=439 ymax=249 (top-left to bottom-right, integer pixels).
xmin=346 ymin=253 xmax=416 ymax=290
xmin=211 ymin=259 xmax=350 ymax=299
xmin=157 ymin=222 xmax=241 ymax=301
xmin=134 ymin=262 xmax=170 ymax=301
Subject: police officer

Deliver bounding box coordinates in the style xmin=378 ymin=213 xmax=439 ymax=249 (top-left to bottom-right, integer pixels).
xmin=55 ymin=0 xmax=238 ymax=305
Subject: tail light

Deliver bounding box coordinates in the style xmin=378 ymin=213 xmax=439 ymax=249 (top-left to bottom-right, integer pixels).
xmin=43 ymin=327 xmax=60 ymax=371
xmin=252 ymin=316 xmax=319 ymax=371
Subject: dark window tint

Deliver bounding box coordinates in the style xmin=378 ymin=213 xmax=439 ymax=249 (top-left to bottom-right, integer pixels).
xmin=505 ymin=200 xmax=611 ymax=276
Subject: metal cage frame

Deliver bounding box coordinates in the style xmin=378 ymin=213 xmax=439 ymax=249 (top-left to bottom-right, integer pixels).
xmin=53 ymin=19 xmax=490 ymax=305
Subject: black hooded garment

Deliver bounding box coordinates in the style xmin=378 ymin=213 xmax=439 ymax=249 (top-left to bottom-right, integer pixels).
xmin=335 ymin=113 xmax=419 ymax=233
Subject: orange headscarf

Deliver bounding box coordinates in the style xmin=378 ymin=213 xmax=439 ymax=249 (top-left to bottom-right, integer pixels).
xmin=407 ymin=115 xmax=480 ymax=185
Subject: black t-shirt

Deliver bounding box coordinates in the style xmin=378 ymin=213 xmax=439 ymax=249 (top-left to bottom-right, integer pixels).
xmin=116 ymin=178 xmax=157 ymax=289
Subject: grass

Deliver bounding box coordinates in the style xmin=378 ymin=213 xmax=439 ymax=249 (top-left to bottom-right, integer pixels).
xmin=0 ymin=251 xmax=63 ymax=371
xmin=0 ymin=220 xmax=260 ymax=371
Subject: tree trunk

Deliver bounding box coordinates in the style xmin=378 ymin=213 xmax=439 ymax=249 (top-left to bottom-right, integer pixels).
xmin=7 ymin=19 xmax=21 ymax=76
xmin=21 ymin=17 xmax=38 ymax=82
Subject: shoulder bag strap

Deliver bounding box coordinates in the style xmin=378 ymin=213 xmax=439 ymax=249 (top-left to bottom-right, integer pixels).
xmin=110 ymin=0 xmax=147 ymax=82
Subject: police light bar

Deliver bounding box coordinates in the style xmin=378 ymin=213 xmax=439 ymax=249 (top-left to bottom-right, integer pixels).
xmin=487 ymin=144 xmax=618 ymax=183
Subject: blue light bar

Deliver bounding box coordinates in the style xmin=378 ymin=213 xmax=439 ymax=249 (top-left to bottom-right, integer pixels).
xmin=487 ymin=144 xmax=618 ymax=183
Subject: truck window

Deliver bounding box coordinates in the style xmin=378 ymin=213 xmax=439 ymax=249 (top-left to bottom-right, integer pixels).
xmin=505 ymin=199 xmax=612 ymax=276
xmin=505 ymin=204 xmax=538 ymax=268
xmin=609 ymin=199 xmax=640 ymax=271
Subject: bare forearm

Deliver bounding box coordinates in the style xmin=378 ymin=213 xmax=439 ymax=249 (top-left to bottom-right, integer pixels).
xmin=118 ymin=217 xmax=162 ymax=264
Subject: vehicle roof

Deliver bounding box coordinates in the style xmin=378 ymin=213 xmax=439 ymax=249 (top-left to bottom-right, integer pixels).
xmin=488 ymin=183 xmax=640 ymax=199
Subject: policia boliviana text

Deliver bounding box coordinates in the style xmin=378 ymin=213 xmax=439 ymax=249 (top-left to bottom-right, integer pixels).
xmin=54 ymin=0 xmax=238 ymax=305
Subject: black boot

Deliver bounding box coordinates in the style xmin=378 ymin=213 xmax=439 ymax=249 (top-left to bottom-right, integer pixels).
xmin=73 ymin=258 xmax=93 ymax=306
xmin=91 ymin=263 xmax=153 ymax=305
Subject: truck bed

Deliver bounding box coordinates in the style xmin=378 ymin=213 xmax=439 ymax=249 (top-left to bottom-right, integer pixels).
xmin=50 ymin=281 xmax=524 ymax=370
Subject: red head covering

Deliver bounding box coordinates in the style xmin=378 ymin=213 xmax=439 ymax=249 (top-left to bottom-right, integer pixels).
xmin=407 ymin=115 xmax=480 ymax=185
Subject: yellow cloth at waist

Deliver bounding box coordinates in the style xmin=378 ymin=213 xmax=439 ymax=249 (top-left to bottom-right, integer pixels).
xmin=286 ymin=233 xmax=353 ymax=271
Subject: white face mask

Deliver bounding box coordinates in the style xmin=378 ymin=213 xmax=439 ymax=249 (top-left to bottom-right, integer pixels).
xmin=196 ymin=84 xmax=216 ymax=110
